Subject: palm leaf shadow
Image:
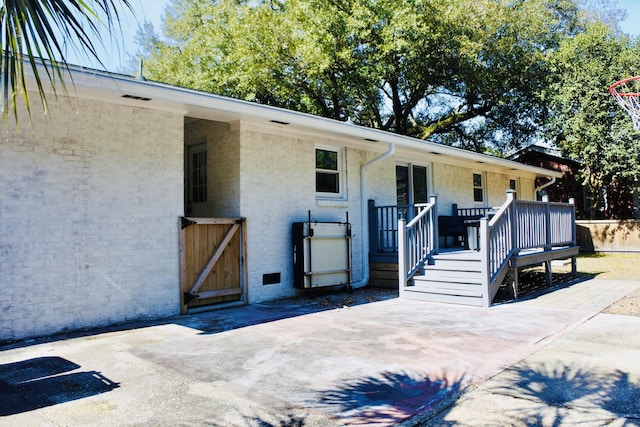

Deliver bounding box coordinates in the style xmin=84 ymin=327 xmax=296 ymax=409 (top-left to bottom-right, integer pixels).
xmin=485 ymin=362 xmax=640 ymax=425
xmin=317 ymin=370 xmax=467 ymax=425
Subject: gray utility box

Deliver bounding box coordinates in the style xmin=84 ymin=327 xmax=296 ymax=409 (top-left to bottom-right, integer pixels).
xmin=292 ymin=217 xmax=352 ymax=289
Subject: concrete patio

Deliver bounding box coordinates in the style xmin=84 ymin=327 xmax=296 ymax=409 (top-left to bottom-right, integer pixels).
xmin=1 ymin=278 xmax=639 ymax=426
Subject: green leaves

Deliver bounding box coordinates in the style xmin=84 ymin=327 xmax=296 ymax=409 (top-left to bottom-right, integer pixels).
xmin=545 ymin=22 xmax=640 ymax=218
xmin=1 ymin=0 xmax=133 ymax=123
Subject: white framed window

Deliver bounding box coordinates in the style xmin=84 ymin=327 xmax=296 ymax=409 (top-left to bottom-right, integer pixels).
xmin=315 ymin=146 xmax=345 ymax=199
xmin=473 ymin=172 xmax=485 ymax=203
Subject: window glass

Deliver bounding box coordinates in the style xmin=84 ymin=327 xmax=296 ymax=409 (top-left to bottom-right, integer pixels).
xmin=316 ymin=149 xmax=338 ymax=170
xmin=473 ymin=173 xmax=484 ymax=203
xmin=509 ymin=179 xmax=517 ymax=191
xmin=412 ymin=166 xmax=428 ymax=204
xmin=396 ymin=165 xmax=409 ymax=205
xmin=316 ymin=148 xmax=341 ymax=195
xmin=189 ymin=147 xmax=207 ymax=204
xmin=316 ymin=171 xmax=339 ymax=193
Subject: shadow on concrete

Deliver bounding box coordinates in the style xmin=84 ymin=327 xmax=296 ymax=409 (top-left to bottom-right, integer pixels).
xmin=0 ymin=356 xmax=119 ymax=416
xmin=242 ymin=413 xmax=307 ymax=427
xmin=317 ymin=370 xmax=467 ymax=426
xmin=484 ymin=362 xmax=640 ymax=425
xmin=1 ymin=287 xmax=398 ymax=350
xmin=188 ymin=287 xmax=399 ymax=336
xmin=494 ymin=274 xmax=597 ymax=304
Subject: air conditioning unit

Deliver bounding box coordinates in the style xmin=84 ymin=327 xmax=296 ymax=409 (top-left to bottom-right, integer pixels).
xmin=292 ymin=212 xmax=352 ymax=289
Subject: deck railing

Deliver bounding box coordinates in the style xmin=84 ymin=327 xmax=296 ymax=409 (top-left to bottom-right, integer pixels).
xmin=398 ymin=196 xmax=438 ymax=282
xmin=395 ymin=190 xmax=577 ymax=306
xmin=481 ymin=191 xmax=577 ymax=304
xmin=482 ymin=192 xmax=517 ymax=296
xmin=368 ymin=202 xmax=414 ymax=254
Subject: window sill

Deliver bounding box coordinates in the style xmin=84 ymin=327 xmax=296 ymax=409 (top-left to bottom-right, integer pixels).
xmin=316 ymin=199 xmax=349 ymax=208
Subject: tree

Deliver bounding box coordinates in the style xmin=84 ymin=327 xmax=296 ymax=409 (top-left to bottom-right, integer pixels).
xmin=138 ymin=0 xmax=581 ymax=153
xmin=545 ymin=22 xmax=640 ymax=218
xmin=1 ymin=0 xmax=133 ymax=121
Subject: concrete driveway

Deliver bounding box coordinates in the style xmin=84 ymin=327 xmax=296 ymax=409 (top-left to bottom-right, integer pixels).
xmin=1 ymin=279 xmax=640 ymax=426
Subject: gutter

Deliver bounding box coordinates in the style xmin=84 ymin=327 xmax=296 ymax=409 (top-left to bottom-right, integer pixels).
xmin=535 ymin=177 xmax=557 ymax=198
xmin=33 ymin=62 xmax=560 ymax=179
xmin=351 ymin=144 xmax=396 ymax=289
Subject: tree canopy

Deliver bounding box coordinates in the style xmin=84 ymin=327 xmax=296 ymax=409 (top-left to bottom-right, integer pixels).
xmin=138 ymin=0 xmax=582 ymax=153
xmin=544 ymin=22 xmax=640 ymax=218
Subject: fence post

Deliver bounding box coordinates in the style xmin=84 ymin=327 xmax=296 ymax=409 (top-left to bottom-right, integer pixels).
xmin=430 ymin=194 xmax=438 ymax=254
xmin=398 ymin=217 xmax=407 ymax=297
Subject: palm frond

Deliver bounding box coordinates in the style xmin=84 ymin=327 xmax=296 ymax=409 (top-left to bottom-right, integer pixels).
xmin=1 ymin=0 xmax=133 ymax=123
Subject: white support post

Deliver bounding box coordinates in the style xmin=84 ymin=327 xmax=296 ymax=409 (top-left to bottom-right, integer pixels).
xmin=505 ymin=190 xmax=518 ymax=300
xmin=429 ymin=194 xmax=438 ymax=254
xmin=569 ymin=197 xmax=578 ymax=278
xmin=543 ymin=194 xmax=551 ymax=251
xmin=480 ymin=217 xmax=490 ymax=307
xmin=398 ymin=217 xmax=407 ymax=297
xmin=506 ymin=190 xmax=517 ymax=250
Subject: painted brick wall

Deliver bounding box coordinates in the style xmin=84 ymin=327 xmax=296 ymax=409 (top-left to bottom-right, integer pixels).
xmin=235 ymin=125 xmax=379 ymax=303
xmin=433 ymin=163 xmax=537 ymax=213
xmin=0 ymin=97 xmax=184 ymax=342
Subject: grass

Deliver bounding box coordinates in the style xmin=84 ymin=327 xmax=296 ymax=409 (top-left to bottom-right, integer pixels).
xmin=570 ymin=253 xmax=640 ymax=280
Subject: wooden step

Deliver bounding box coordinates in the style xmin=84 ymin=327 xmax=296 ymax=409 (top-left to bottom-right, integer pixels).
xmin=413 ymin=280 xmax=482 ymax=296
xmin=414 ymin=271 xmax=483 ymax=285
xmin=369 ymin=262 xmax=398 ymax=289
xmin=402 ymin=287 xmax=484 ymax=306
xmin=425 ymin=266 xmax=482 ymax=278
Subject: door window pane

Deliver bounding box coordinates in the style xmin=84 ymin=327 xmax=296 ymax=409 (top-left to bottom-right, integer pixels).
xmin=396 ymin=165 xmax=409 ymax=205
xmin=412 ymin=166 xmax=428 ymax=204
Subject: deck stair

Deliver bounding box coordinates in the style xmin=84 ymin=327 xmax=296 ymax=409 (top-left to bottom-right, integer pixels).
xmin=403 ymin=251 xmax=486 ymax=306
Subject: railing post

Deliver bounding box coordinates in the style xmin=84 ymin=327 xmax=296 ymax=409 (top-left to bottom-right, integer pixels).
xmin=506 ymin=190 xmax=517 ymax=251
xmin=569 ymin=197 xmax=577 ymax=278
xmin=480 ymin=217 xmax=490 ymax=307
xmin=368 ymin=199 xmax=377 ymax=253
xmin=430 ymin=194 xmax=438 ymax=254
xmin=398 ymin=217 xmax=407 ymax=296
xmin=568 ymin=197 xmax=576 ymax=245
xmin=542 ymin=195 xmax=551 ymax=251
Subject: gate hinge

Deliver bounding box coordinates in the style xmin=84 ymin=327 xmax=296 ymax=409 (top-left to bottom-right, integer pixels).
xmin=183 ymin=292 xmax=198 ymax=304
xmin=181 ymin=217 xmax=196 ymax=229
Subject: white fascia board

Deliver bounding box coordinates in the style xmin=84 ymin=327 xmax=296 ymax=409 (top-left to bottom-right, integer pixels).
xmin=37 ymin=63 xmax=562 ymax=179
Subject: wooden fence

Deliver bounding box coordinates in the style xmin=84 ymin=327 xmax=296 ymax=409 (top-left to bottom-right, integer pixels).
xmin=576 ymin=220 xmax=640 ymax=252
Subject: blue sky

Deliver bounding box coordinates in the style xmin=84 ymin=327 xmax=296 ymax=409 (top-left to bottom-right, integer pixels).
xmin=77 ymin=0 xmax=640 ymax=72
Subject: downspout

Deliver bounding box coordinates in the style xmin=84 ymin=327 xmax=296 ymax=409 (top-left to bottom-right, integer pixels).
xmin=535 ymin=177 xmax=557 ymax=199
xmin=351 ymin=143 xmax=396 ymax=289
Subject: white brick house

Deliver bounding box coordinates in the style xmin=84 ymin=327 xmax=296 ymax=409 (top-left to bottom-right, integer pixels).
xmin=0 ymin=65 xmax=562 ymax=342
